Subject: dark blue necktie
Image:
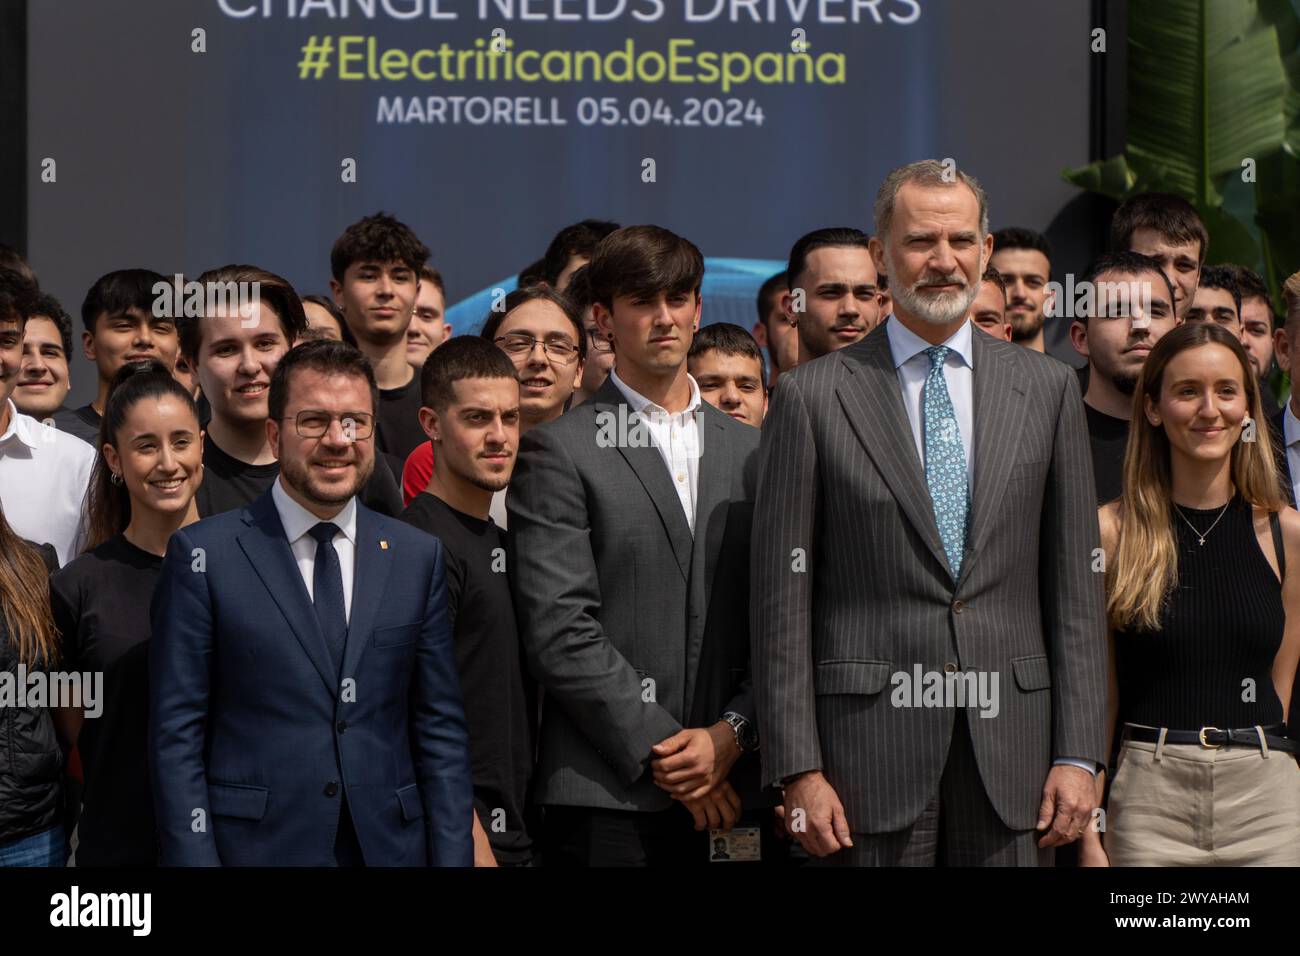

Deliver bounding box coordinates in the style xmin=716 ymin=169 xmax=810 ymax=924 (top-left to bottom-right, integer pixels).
xmin=308 ymin=522 xmax=347 ymax=679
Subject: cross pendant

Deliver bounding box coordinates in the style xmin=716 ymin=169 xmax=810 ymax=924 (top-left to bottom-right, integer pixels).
xmin=1197 ymin=537 xmax=1205 ymax=546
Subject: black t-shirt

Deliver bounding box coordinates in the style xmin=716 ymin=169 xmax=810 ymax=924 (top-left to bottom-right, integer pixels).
xmin=1084 ymin=402 xmax=1129 ymax=506
xmin=51 ymin=403 xmax=102 ymax=446
xmin=399 ymin=493 xmax=535 ymax=865
xmin=49 ymin=534 xmax=161 ymax=866
xmin=195 ymin=435 xmax=404 ymax=518
xmin=376 ymin=375 xmax=427 ymax=476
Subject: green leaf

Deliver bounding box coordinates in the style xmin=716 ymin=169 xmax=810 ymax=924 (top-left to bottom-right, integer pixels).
xmin=1062 ymin=154 xmax=1139 ymax=198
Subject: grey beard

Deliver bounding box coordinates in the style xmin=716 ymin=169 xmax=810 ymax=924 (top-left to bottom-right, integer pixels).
xmin=893 ymin=279 xmax=979 ymax=326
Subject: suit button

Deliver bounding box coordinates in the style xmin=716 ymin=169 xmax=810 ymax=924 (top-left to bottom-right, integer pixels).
xmin=943 ymin=662 xmax=958 ymax=674
xmin=337 ymin=720 xmax=348 ymax=733
xmin=952 ymin=600 xmax=965 ymax=614
xmin=324 ymin=781 xmax=339 ymax=797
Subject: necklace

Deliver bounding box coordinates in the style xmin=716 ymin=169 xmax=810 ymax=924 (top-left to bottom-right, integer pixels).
xmin=1172 ymin=500 xmax=1232 ymax=546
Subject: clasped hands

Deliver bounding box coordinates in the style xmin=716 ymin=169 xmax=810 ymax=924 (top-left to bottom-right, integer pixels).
xmin=650 ymin=721 xmax=742 ymax=831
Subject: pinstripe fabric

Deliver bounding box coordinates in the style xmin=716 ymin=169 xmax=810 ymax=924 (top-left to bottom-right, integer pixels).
xmin=751 ymin=324 xmax=1108 ymax=835
xmin=508 ymin=376 xmax=767 ymax=812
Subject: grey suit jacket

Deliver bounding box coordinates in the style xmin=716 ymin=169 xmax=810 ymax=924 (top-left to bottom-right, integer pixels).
xmin=509 ymin=376 xmax=765 ymax=812
xmin=752 ymin=324 xmax=1107 ymax=833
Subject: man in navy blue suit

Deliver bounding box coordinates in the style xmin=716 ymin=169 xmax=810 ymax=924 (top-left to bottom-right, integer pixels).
xmin=149 ymin=338 xmax=473 ymax=866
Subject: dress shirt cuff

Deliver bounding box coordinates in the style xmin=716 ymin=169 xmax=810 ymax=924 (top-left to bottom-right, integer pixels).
xmin=1053 ymin=757 xmax=1099 ymax=776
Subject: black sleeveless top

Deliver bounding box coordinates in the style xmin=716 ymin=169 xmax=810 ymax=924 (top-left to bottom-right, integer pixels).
xmin=1115 ymin=494 xmax=1285 ymax=729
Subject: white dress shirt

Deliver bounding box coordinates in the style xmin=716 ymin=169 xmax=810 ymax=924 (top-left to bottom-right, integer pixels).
xmin=0 ymin=400 xmax=95 ymax=565
xmin=272 ymin=476 xmax=357 ymax=623
xmin=886 ymin=316 xmax=975 ymax=481
xmin=609 ymin=369 xmax=703 ymax=534
xmin=1284 ymin=402 xmax=1300 ymax=506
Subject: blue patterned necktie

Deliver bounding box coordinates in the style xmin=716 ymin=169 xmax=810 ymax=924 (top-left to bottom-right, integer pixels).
xmin=922 ymin=346 xmax=969 ymax=580
xmin=308 ymin=521 xmax=347 ymax=679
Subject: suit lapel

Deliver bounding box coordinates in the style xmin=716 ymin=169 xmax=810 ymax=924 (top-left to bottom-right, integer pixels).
xmin=237 ymin=493 xmax=337 ymax=695
xmin=836 ymin=333 xmax=951 ymax=577
xmin=341 ymin=504 xmax=393 ymax=681
xmin=594 ymin=377 xmax=692 ymax=582
xmin=959 ymin=334 xmax=1027 ymax=586
xmin=682 ymin=408 xmax=730 ymax=717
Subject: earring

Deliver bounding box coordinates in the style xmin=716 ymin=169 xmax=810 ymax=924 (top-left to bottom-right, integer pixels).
xmin=109 ymin=472 xmax=122 ymax=485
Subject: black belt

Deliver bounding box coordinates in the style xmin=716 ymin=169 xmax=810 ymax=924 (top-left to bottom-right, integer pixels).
xmin=1123 ymin=723 xmax=1300 ymax=755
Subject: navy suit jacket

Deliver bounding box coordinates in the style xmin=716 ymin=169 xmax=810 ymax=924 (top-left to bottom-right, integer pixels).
xmin=148 ymin=488 xmax=473 ymax=866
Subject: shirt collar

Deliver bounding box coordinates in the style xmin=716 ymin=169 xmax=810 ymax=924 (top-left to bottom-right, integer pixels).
xmin=0 ymin=400 xmax=39 ymax=451
xmin=609 ymin=368 xmax=702 ymax=416
xmin=272 ymin=475 xmax=357 ymax=545
xmin=886 ymin=316 xmax=975 ymax=371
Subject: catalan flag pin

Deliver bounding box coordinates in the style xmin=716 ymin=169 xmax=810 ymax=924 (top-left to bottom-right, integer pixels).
xmin=380 ymin=540 xmax=389 ymax=550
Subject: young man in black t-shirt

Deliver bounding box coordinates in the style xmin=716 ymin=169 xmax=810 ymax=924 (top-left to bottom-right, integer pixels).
xmin=55 ymin=269 xmax=176 ymax=444
xmin=330 ymin=213 xmax=432 ymax=476
xmin=399 ymin=336 xmax=535 ymax=866
xmin=179 ymin=264 xmax=401 ymax=517
xmin=1068 ymin=252 xmax=1179 ymax=504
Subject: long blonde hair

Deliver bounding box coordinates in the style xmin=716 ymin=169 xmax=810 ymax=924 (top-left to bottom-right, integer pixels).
xmin=1106 ymin=322 xmax=1285 ymax=630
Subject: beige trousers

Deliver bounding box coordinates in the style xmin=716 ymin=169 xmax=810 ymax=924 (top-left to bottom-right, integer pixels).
xmin=1105 ymin=730 xmax=1300 ymax=866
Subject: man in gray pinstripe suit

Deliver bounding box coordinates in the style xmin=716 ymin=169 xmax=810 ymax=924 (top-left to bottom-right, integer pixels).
xmin=752 ymin=160 xmax=1108 ymax=866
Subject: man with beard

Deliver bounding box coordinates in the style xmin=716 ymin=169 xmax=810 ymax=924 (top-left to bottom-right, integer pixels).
xmin=400 ymin=337 xmax=536 ymax=867
xmin=1068 ymin=253 xmax=1178 ymax=505
xmin=990 ymin=228 xmax=1054 ymax=353
xmin=150 ymin=339 xmax=473 ymax=866
xmin=782 ymin=228 xmax=883 ymax=364
xmin=753 ymin=160 xmax=1106 ymax=866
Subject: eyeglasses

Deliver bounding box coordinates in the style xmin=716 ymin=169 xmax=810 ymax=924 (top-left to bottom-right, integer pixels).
xmin=281 ymin=410 xmax=375 ymax=440
xmin=585 ymin=326 xmax=613 ymax=352
xmin=495 ymin=332 xmax=580 ymax=364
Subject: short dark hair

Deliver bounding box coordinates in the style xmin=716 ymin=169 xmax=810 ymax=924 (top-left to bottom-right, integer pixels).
xmin=980 ymin=267 xmax=1007 ymax=299
xmin=0 ymin=245 xmax=37 ymax=287
xmin=517 ymin=257 xmax=548 ymax=288
xmin=419 ymin=335 xmax=518 ymax=412
xmin=688 ymin=322 xmax=764 ymax=369
xmin=0 ymin=268 xmax=38 ymax=326
xmin=1078 ymin=251 xmax=1177 ymax=320
xmin=80 ymin=268 xmax=167 ymax=334
xmin=541 ymin=219 xmax=619 ymax=287
xmin=29 ymin=292 xmax=73 ymax=358
xmin=268 ymin=338 xmax=378 ymax=424
xmin=301 ymin=293 xmax=357 ymax=346
xmin=786 ymin=228 xmax=871 ymax=290
xmin=1196 ymin=264 xmax=1243 ymax=316
xmin=565 ymin=265 xmax=594 ymax=315
xmin=480 ymin=285 xmax=587 ymax=362
xmin=1109 ymin=192 xmax=1209 ymax=263
xmin=587 ymin=225 xmax=704 ymax=311
xmin=756 ymin=271 xmax=787 ymax=328
xmin=178 ymin=265 xmax=309 ymax=361
xmin=419 ymin=265 xmax=446 ymax=297
xmin=329 ymin=212 xmax=429 ymax=281
xmin=1222 ymin=263 xmax=1270 ymax=308
xmin=992 ymin=227 xmax=1052 ymax=262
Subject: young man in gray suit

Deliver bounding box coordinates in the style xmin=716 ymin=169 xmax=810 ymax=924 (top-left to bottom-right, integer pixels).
xmin=509 ymin=225 xmax=768 ymax=866
xmin=752 ymin=161 xmax=1108 ymax=866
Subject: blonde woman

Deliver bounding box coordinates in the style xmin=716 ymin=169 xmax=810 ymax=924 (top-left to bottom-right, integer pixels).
xmin=1082 ymin=321 xmax=1300 ymax=866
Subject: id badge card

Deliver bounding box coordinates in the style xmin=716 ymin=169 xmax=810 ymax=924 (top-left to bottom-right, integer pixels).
xmin=708 ymin=826 xmax=760 ymax=862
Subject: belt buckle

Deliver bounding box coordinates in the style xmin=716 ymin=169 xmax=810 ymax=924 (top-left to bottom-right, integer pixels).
xmin=1198 ymin=726 xmax=1222 ymax=749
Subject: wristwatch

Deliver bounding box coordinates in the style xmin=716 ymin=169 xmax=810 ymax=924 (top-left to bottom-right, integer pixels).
xmin=722 ymin=711 xmax=759 ymax=753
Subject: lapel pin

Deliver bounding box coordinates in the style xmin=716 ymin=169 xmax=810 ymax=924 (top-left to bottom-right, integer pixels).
xmin=379 ymin=540 xmax=389 ymax=550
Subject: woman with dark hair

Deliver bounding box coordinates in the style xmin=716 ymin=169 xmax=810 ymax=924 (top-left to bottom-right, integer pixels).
xmin=1081 ymin=322 xmax=1300 ymax=866
xmin=0 ymin=502 xmax=64 ymax=866
xmin=50 ymin=360 xmax=202 ymax=865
